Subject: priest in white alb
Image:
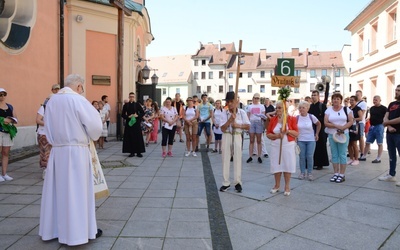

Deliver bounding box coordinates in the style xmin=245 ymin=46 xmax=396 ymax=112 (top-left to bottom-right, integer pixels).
xmin=39 ymin=74 xmax=103 ymax=246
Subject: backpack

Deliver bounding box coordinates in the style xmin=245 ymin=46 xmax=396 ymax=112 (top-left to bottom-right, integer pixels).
xmin=214 ymin=108 xmax=222 ymax=113
xmin=185 ymin=106 xmax=195 ymax=111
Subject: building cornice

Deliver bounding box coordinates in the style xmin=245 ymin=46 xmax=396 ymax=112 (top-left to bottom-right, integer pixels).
xmin=350 ymin=51 xmax=400 ymax=76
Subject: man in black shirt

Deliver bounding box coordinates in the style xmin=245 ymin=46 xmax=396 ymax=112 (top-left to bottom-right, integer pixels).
xmin=359 ymin=95 xmax=387 ymax=163
xmin=308 ymin=90 xmax=329 ymax=170
xmin=379 ymin=85 xmax=400 ymax=184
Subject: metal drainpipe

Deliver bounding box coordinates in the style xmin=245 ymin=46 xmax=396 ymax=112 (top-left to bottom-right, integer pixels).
xmin=60 ymin=0 xmax=65 ymax=87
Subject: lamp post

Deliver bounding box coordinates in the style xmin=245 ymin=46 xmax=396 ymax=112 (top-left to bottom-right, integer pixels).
xmin=151 ymin=69 xmax=158 ymax=101
xmin=142 ymin=64 xmax=150 ymax=82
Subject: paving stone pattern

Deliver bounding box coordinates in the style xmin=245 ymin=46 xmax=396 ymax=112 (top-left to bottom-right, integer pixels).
xmin=0 ymin=135 xmax=399 ymax=249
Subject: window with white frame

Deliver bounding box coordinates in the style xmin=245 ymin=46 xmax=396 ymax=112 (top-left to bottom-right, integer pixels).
xmin=229 ymin=85 xmax=233 ymax=92
xmin=219 ymin=85 xmax=223 ymax=93
xmin=202 ymin=59 xmax=206 ymax=65
xmin=248 ymin=72 xmax=252 ymax=78
xmin=387 ymin=7 xmax=397 ymax=42
xmin=201 ymin=72 xmax=206 ymax=79
xmin=209 ymin=72 xmax=213 ymax=79
xmin=371 ymin=21 xmax=378 ymax=52
xmin=194 ymin=60 xmax=199 ymax=66
xmin=194 ymin=72 xmax=198 ymax=80
xmin=260 ymin=84 xmax=265 ymax=93
xmin=310 ymin=69 xmax=316 ymax=78
xmin=321 ymin=69 xmax=327 ymax=76
xmin=207 ymin=86 xmax=211 ymax=93
xmin=260 ymin=71 xmax=265 ymax=78
xmin=229 ymin=72 xmax=233 ymax=78
xmin=219 ymin=71 xmax=223 ymax=79
xmin=247 ymin=85 xmax=252 ymax=93
xmin=196 ymin=86 xmax=201 ymax=93
xmin=335 ymin=69 xmax=341 ymax=77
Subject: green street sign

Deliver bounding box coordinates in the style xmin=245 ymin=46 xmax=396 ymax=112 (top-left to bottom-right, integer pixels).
xmin=277 ymin=58 xmax=294 ymax=76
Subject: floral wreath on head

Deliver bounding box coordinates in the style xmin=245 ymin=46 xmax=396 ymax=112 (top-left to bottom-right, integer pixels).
xmin=277 ymin=86 xmax=292 ymax=100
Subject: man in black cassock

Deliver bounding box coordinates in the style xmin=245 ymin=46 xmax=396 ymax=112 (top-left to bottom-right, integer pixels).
xmin=309 ymin=90 xmax=329 ymax=169
xmin=122 ymin=92 xmax=145 ymax=157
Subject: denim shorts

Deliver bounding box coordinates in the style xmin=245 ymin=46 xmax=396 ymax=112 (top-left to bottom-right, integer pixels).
xmin=366 ymin=124 xmax=384 ymax=144
xmin=359 ymin=123 xmax=365 ymax=136
xmin=249 ymin=120 xmax=264 ymax=134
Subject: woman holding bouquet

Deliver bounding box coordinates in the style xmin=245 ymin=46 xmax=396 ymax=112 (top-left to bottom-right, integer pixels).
xmin=267 ymin=99 xmax=298 ymax=196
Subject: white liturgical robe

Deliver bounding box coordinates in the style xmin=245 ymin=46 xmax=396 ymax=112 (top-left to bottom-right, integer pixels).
xmin=39 ymin=87 xmax=103 ymax=246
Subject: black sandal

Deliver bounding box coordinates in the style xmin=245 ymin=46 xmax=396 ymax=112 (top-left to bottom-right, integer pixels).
xmin=330 ymin=175 xmax=338 ymax=182
xmin=336 ymin=176 xmax=345 ymax=183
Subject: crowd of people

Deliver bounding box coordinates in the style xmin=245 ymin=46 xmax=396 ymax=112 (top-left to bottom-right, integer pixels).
xmin=124 ymin=86 xmax=400 ymax=196
xmin=0 ymin=73 xmax=399 ymax=246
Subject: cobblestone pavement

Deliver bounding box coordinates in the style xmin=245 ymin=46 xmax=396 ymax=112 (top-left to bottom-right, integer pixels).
xmin=0 ymin=135 xmax=399 ymax=249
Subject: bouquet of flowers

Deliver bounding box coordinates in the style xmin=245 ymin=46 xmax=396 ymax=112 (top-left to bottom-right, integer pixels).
xmin=278 ymin=86 xmax=292 ymax=100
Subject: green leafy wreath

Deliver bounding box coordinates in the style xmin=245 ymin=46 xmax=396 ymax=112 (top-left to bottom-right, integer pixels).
xmin=277 ymin=86 xmax=292 ymax=100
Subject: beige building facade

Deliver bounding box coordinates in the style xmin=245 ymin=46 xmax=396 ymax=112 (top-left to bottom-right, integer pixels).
xmin=0 ymin=0 xmax=153 ymax=149
xmin=345 ymin=0 xmax=399 ymax=105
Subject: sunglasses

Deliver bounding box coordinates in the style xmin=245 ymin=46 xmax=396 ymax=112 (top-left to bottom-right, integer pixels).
xmin=254 ymin=97 xmax=260 ymax=99
xmin=0 ymin=93 xmax=7 ymax=97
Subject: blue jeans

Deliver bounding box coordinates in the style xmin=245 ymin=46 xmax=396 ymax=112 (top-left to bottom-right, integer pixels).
xmin=197 ymin=122 xmax=211 ymax=136
xmin=328 ymin=133 xmax=349 ymax=165
xmin=387 ymin=133 xmax=400 ymax=176
xmin=298 ymin=141 xmax=316 ymax=174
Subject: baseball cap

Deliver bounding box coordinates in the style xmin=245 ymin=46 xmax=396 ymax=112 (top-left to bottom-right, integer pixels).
xmin=52 ymin=84 xmax=60 ymax=90
xmin=0 ymin=88 xmax=6 ymax=93
xmin=253 ymin=93 xmax=260 ymax=98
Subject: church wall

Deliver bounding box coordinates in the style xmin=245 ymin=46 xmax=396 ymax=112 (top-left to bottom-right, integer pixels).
xmin=0 ymin=0 xmax=59 ymax=148
xmin=85 ymin=30 xmax=117 ymax=123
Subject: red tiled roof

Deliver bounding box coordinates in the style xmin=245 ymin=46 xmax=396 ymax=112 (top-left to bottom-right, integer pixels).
xmin=192 ymin=42 xmax=235 ymax=65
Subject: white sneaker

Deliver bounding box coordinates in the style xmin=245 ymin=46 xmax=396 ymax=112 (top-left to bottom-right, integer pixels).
xmin=192 ymin=152 xmax=197 ymax=157
xmin=378 ymin=174 xmax=396 ymax=182
xmin=42 ymin=169 xmax=46 ymax=180
xmin=0 ymin=175 xmax=4 ymax=182
xmin=185 ymin=151 xmax=191 ymax=157
xmin=2 ymin=174 xmax=13 ymax=181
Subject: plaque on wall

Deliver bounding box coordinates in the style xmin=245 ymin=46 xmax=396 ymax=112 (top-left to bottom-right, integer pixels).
xmin=92 ymin=75 xmax=111 ymax=86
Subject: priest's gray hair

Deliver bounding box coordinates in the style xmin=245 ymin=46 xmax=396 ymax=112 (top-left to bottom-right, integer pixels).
xmin=65 ymin=74 xmax=85 ymax=87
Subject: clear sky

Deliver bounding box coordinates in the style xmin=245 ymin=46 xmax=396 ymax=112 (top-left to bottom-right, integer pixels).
xmin=145 ymin=0 xmax=371 ymax=57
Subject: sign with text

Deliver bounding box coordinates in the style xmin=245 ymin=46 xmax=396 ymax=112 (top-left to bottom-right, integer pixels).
xmin=276 ymin=58 xmax=295 ymax=76
xmin=271 ymin=75 xmax=300 ymax=87
xmin=272 ymin=58 xmax=299 ymax=87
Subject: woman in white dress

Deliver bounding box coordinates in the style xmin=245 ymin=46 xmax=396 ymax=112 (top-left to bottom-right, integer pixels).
xmin=266 ymin=101 xmax=299 ymax=196
xmin=98 ymin=101 xmax=108 ymax=149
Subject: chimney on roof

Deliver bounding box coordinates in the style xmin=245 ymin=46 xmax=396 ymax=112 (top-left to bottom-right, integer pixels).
xmin=291 ymin=48 xmax=299 ymax=56
xmin=260 ymin=49 xmax=267 ymax=60
xmin=304 ymin=48 xmax=308 ymax=66
xmin=199 ymin=42 xmax=203 ymax=50
xmin=218 ymin=40 xmax=221 ymax=51
xmin=312 ymin=50 xmax=318 ymax=56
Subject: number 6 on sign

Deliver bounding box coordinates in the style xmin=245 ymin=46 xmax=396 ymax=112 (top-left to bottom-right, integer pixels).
xmin=277 ymin=58 xmax=294 ymax=76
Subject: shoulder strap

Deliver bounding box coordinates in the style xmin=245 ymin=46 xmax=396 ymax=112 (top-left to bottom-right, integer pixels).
xmin=308 ymin=113 xmax=313 ymax=123
xmin=343 ymin=106 xmax=349 ymax=122
xmin=296 ymin=115 xmax=299 ymax=122
xmin=6 ymin=103 xmax=13 ymax=112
